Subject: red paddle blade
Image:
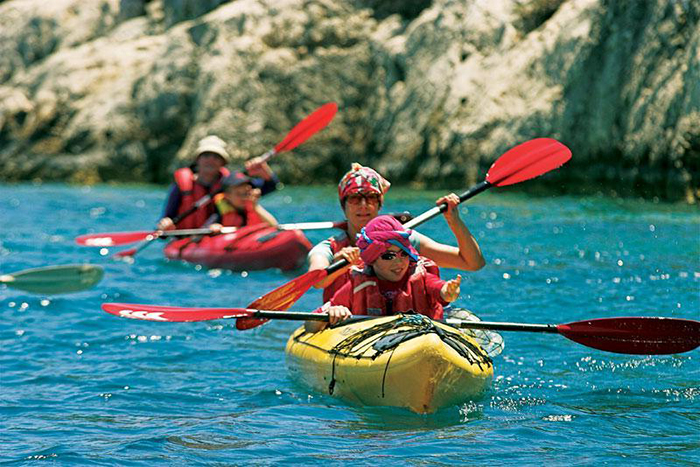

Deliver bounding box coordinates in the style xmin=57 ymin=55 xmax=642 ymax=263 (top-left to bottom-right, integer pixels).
xmin=76 ymin=231 xmax=152 ymax=246
xmin=112 ymin=247 xmax=138 ymax=258
xmin=486 ymin=138 xmax=571 ymax=187
xmin=102 ymin=303 xmax=252 ymax=322
xmin=235 ymin=269 xmax=329 ymax=330
xmin=274 ymin=102 xmax=338 ymax=153
xmin=557 ymin=317 xmax=700 ymax=355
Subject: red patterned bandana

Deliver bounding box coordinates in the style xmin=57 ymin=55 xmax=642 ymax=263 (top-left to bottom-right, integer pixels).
xmin=338 ymin=163 xmax=391 ymax=201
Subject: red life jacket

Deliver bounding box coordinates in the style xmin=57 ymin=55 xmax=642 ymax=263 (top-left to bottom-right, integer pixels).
xmin=173 ymin=167 xmax=230 ymax=229
xmin=213 ymin=194 xmax=264 ymax=228
xmin=324 ymin=229 xmax=363 ymax=302
xmin=341 ymin=259 xmax=444 ymax=320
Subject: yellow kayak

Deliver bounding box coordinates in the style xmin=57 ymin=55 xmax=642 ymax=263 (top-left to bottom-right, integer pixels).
xmin=285 ymin=313 xmax=494 ymax=414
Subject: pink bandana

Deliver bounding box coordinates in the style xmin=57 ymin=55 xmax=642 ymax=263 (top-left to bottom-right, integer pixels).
xmin=355 ymin=215 xmax=418 ymax=264
xmin=338 ymin=163 xmax=390 ymax=201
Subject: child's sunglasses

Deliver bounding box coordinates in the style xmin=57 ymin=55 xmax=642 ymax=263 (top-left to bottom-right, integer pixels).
xmin=378 ymin=250 xmax=410 ymax=261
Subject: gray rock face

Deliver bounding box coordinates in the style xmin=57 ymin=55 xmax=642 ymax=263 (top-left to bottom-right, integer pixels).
xmin=0 ymin=0 xmax=697 ymax=202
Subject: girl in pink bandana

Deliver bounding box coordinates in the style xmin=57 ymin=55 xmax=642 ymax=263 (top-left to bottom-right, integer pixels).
xmin=306 ymin=215 xmax=462 ymax=332
xmin=307 ymin=163 xmax=484 ymax=307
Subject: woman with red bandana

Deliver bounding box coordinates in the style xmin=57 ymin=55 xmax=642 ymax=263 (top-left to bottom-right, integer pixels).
xmin=305 ymin=215 xmax=462 ymax=332
xmin=307 ymin=163 xmax=484 ymax=303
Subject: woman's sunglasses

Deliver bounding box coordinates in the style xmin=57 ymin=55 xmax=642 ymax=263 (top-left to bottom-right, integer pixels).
xmin=345 ymin=193 xmax=381 ymax=205
xmin=378 ymin=250 xmax=410 ymax=261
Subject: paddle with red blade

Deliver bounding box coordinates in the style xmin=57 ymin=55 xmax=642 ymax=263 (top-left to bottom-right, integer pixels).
xmin=77 ymin=213 xmax=412 ymax=248
xmin=76 ymin=221 xmax=347 ymax=247
xmin=259 ymin=102 xmax=338 ymax=163
xmin=111 ymin=192 xmax=217 ymax=257
xmin=236 ymin=138 xmax=572 ymax=330
xmin=109 ymin=102 xmax=338 ymax=259
xmin=76 ymin=231 xmax=154 ymax=247
xmin=101 ymin=303 xmax=700 ymax=355
xmin=81 ymin=213 xmax=410 ymax=249
xmin=111 ymin=235 xmax=158 ymax=260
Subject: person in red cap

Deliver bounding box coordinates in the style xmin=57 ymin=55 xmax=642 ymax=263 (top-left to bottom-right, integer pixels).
xmin=157 ymin=135 xmax=280 ymax=231
xmin=205 ymin=171 xmax=278 ymax=231
xmin=305 ymin=215 xmax=462 ymax=332
xmin=307 ymin=163 xmax=484 ymax=304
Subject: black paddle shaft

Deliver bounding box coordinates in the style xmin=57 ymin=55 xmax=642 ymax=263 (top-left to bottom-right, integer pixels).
xmin=445 ymin=319 xmax=558 ymax=333
xmin=170 ymin=188 xmax=223 ymax=225
xmin=404 ymin=180 xmax=491 ymax=229
xmin=248 ymin=311 xmax=558 ymax=333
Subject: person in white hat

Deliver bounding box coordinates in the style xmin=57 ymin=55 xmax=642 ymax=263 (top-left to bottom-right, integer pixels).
xmin=157 ymin=135 xmax=280 ymax=231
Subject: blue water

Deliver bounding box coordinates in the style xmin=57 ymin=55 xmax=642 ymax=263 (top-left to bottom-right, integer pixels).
xmin=1 ymin=183 xmax=698 ymax=465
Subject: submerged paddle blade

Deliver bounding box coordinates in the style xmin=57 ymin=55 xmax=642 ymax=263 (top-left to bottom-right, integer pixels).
xmin=112 ymin=247 xmax=138 ymax=259
xmin=76 ymin=231 xmax=152 ymax=247
xmin=102 ymin=303 xmax=252 ymax=322
xmin=236 ymin=269 xmax=329 ymax=330
xmin=274 ymin=102 xmax=338 ymax=153
xmin=486 ymin=138 xmax=571 ymax=187
xmin=112 ymin=232 xmax=161 ymax=259
xmin=1 ymin=264 xmax=103 ymax=294
xmin=557 ymin=317 xmax=700 ymax=355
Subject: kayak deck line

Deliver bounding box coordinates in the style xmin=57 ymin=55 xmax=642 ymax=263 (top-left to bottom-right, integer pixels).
xmin=286 ymin=314 xmax=493 ymax=414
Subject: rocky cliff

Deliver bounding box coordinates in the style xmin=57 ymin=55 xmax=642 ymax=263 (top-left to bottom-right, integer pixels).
xmin=0 ymin=0 xmax=697 ymax=202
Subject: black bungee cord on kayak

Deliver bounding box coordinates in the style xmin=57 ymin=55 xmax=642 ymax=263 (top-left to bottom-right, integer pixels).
xmin=326 ymin=314 xmax=493 ymax=397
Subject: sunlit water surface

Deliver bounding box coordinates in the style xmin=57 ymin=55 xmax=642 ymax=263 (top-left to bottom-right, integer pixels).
xmin=1 ymin=183 xmax=698 ymax=465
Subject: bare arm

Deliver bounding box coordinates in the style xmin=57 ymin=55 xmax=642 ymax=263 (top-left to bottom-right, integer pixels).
xmin=305 ymin=284 xmax=353 ymax=332
xmin=417 ymin=194 xmax=485 ymax=271
xmin=308 ymin=247 xmax=358 ymax=289
xmin=156 ymin=217 xmax=175 ymax=231
xmin=245 ymin=157 xmax=274 ymax=181
xmin=254 ymin=204 xmax=278 ymax=227
xmin=304 ymin=305 xmax=351 ymax=332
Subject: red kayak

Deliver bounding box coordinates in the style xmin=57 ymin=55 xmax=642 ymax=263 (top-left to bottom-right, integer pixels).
xmin=163 ymin=224 xmax=312 ymax=271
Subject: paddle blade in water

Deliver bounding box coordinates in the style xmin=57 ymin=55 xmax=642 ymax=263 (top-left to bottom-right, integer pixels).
xmin=236 ymin=269 xmax=329 ymax=330
xmin=274 ymin=103 xmax=338 ymax=153
xmin=102 ymin=303 xmax=253 ymax=322
xmin=557 ymin=317 xmax=700 ymax=355
xmin=1 ymin=264 xmax=104 ymax=294
xmin=112 ymin=247 xmax=139 ymax=258
xmin=111 ymin=233 xmax=161 ymax=259
xmin=76 ymin=231 xmax=152 ymax=247
xmin=486 ymin=138 xmax=571 ymax=187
